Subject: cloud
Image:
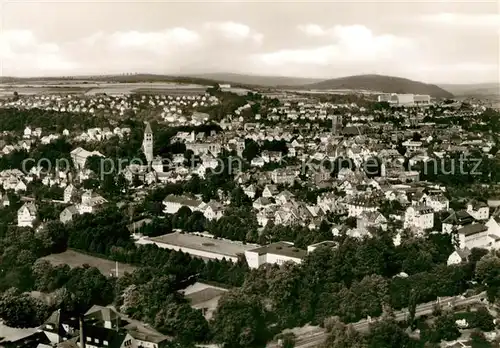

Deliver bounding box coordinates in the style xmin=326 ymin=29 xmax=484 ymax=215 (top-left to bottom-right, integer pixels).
xmin=257 ymin=25 xmax=415 ymax=66
xmin=204 ymin=21 xmax=263 ymax=43
xmin=297 ymin=24 xmax=325 ymax=36
xmin=420 ymin=62 xmax=499 ymax=72
xmin=0 ymin=30 xmax=77 ymax=76
xmin=110 ymin=27 xmax=200 ymax=52
xmin=421 ymin=13 xmax=500 ymax=30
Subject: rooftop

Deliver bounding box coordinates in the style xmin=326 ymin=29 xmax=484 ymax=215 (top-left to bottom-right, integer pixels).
xmin=163 ymin=194 xmax=203 ymax=208
xmin=457 ymin=223 xmax=488 ymax=237
xmin=247 ymin=241 xmax=307 ymax=259
xmin=184 ymin=287 xmax=227 ymax=306
xmin=149 ymin=232 xmax=259 ymax=258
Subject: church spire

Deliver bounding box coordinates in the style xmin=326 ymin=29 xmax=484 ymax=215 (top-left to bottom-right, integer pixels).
xmin=142 ymin=122 xmax=154 ymax=164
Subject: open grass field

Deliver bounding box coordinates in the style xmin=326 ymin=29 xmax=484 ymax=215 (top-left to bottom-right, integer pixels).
xmin=0 ymin=322 xmax=38 ymax=342
xmin=40 ymin=249 xmax=136 ymax=277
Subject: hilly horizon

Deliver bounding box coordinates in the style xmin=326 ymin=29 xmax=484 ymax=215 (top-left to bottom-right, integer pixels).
xmin=187 ymin=72 xmax=323 ymax=87
xmin=188 ymin=73 xmax=454 ymax=98
xmin=299 ymin=74 xmax=454 ymax=98
xmin=4 ymin=72 xmax=498 ymax=99
xmin=438 ymin=82 xmax=500 ymax=97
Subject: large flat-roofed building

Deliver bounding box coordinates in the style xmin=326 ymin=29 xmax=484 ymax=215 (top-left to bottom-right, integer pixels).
xmin=414 ymin=94 xmax=431 ymax=105
xmin=378 ymin=93 xmax=393 ymax=102
xmin=244 ymin=241 xmax=307 ymax=269
xmin=135 ymin=232 xmax=259 ymax=262
xmin=378 ymin=93 xmax=431 ymax=107
xmin=391 ymin=93 xmax=414 ymax=106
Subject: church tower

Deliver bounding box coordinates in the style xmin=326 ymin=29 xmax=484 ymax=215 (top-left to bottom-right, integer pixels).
xmin=142 ymin=122 xmax=154 ymax=164
xmin=332 ymin=115 xmax=343 ymax=136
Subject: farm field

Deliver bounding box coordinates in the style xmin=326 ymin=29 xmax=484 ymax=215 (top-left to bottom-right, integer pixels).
xmin=40 ymin=249 xmax=136 ymax=277
xmin=0 ymin=82 xmax=208 ymax=96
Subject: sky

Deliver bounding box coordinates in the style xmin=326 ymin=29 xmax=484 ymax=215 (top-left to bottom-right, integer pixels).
xmin=0 ymin=0 xmax=499 ymax=84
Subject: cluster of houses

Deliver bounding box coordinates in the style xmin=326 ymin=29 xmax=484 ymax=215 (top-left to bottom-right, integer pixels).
xmin=15 ymin=186 xmax=108 ymax=228
xmin=1 ymin=93 xmax=219 ymax=125
xmin=0 ymin=89 xmax=499 ymax=276
xmin=1 ymin=304 xmax=173 ymax=348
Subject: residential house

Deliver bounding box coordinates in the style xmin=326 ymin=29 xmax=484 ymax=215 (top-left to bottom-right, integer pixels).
xmin=163 ymin=194 xmax=204 ymax=214
xmin=201 ymin=154 xmax=219 ymax=169
xmin=466 ymin=200 xmax=490 ymax=221
xmin=404 ymin=205 xmax=434 ymax=230
xmin=275 ymin=190 xmax=295 ymax=205
xmin=274 ymin=210 xmax=296 ymax=226
xmin=262 ymin=184 xmax=279 ymax=198
xmin=41 ymin=305 xmax=172 ymax=348
xmin=485 ymin=216 xmax=500 ymax=243
xmin=18 ymin=202 xmax=37 ymax=227
xmin=14 ymin=178 xmax=28 ymax=192
xmin=63 ymin=184 xmax=79 ymax=203
xmin=123 ymin=164 xmax=149 ymax=183
xmin=244 ymin=184 xmax=256 ymax=199
xmin=60 ymin=205 xmax=79 ymax=224
xmin=357 ymin=211 xmax=388 ymax=233
xmin=442 ymin=210 xmax=475 ymax=234
xmin=185 ymin=142 xmax=221 ymax=156
xmin=33 ymin=127 xmax=42 ymax=138
xmin=79 ymin=190 xmax=107 ymax=214
xmin=0 ymin=191 xmax=10 ymax=207
xmin=261 ymin=150 xmax=282 ymax=163
xmin=181 ymin=282 xmax=228 ymax=320
xmin=253 ymin=197 xmax=274 ymax=210
xmin=256 ymin=207 xmax=275 ymax=227
xmin=18 ymin=139 xmax=32 ymax=151
xmin=457 ymin=223 xmax=498 ymax=250
xmin=447 ymin=249 xmax=471 ymax=266
xmin=251 ymin=156 xmax=265 ymax=167
xmin=203 ymin=200 xmax=225 ymax=221
xmin=346 ymin=197 xmax=378 ymax=217
xmin=317 ymin=192 xmax=336 ymax=212
xmin=23 ymin=126 xmax=32 ymax=139
xmin=70 ymin=147 xmax=104 ymax=169
xmin=420 ymin=193 xmax=449 ymax=212
xmin=402 ymin=140 xmax=423 ymax=152
xmin=270 ymin=168 xmax=295 ymax=185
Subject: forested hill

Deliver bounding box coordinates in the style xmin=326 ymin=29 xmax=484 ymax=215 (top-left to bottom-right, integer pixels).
xmin=299 ymin=74 xmax=454 ymax=98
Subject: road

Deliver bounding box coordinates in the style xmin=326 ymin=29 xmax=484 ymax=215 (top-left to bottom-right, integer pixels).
xmin=267 ymin=293 xmax=486 ymax=348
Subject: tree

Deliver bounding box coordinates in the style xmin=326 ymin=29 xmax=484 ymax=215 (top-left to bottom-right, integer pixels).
xmin=36 ymin=221 xmax=68 ymax=253
xmin=471 ymin=307 xmax=495 ymax=332
xmin=154 ymin=302 xmax=209 ymax=343
xmin=323 ymin=317 xmax=365 ymax=348
xmin=230 ymin=187 xmax=251 ymax=207
xmin=469 ymin=248 xmax=489 ymax=264
xmin=242 ymin=140 xmax=260 ymax=162
xmin=211 ymin=291 xmax=269 ymax=348
xmin=430 ymin=313 xmax=460 ymax=343
xmin=0 ymin=288 xmax=49 ymax=328
xmin=475 ymin=254 xmax=500 ymax=302
xmin=366 ymin=318 xmax=412 ymax=348
xmin=470 ymin=330 xmax=489 ymax=346
xmin=408 ymin=289 xmax=417 ymax=326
